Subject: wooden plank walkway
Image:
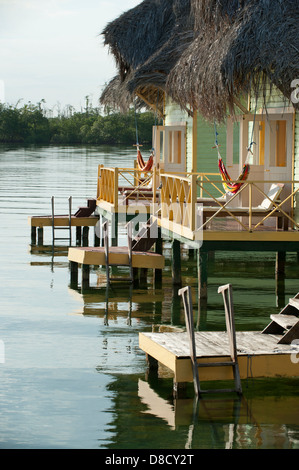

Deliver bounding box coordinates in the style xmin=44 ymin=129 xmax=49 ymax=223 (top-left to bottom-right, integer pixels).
xmin=139 ymin=330 xmax=299 ymax=385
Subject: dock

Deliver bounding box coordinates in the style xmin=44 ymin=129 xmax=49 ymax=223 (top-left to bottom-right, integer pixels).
xmin=29 ymin=196 xmax=100 ymax=246
xmin=139 ymin=330 xmax=299 ymax=395
xmin=29 ymin=215 xmax=99 ymax=245
xmin=68 ymin=246 xmax=164 ymax=288
xmin=139 ymin=286 xmax=299 ymax=397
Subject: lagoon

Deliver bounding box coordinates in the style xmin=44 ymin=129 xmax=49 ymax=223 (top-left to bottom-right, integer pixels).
xmin=0 ymin=144 xmax=298 ymax=449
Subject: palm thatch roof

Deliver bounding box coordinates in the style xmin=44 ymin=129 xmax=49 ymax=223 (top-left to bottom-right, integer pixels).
xmin=100 ymin=0 xmax=193 ymax=116
xmin=100 ymin=0 xmax=299 ymax=122
xmin=168 ymin=0 xmax=299 ymax=121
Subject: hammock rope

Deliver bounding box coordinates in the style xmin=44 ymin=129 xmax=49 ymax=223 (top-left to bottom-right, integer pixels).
xmin=215 ymin=94 xmax=259 ymax=195
xmin=134 ymin=100 xmax=154 ymax=172
xmin=215 ymin=121 xmax=255 ymax=195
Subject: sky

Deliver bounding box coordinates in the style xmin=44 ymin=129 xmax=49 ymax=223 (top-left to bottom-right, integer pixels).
xmin=0 ymin=0 xmax=141 ymax=112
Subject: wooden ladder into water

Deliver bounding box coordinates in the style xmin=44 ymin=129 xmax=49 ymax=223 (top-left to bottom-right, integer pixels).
xmin=51 ymin=196 xmax=72 ymax=245
xmin=103 ymin=220 xmax=133 ymax=284
xmin=179 ymin=284 xmax=242 ymax=397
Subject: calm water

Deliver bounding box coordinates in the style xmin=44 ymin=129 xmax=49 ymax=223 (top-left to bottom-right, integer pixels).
xmin=0 ymin=144 xmax=299 ymax=450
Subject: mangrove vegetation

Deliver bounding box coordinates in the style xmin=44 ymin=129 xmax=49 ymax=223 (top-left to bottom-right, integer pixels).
xmin=0 ymin=100 xmax=156 ymax=145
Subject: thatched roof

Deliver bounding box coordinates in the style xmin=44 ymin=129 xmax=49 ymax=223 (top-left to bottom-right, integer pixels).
xmin=168 ymin=0 xmax=299 ymax=121
xmin=100 ymin=0 xmax=193 ymax=115
xmin=100 ymin=0 xmax=299 ymax=121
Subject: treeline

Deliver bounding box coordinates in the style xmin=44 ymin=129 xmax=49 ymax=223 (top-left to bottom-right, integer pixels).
xmin=0 ymin=101 xmax=156 ymax=145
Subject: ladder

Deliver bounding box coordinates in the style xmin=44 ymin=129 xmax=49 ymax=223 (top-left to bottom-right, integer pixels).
xmin=51 ymin=196 xmax=72 ymax=245
xmin=179 ymin=284 xmax=242 ymax=396
xmin=103 ymin=220 xmax=133 ymax=284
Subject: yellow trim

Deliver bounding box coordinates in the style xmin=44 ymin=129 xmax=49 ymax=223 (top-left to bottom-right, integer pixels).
xmin=68 ymin=247 xmax=165 ymax=269
xmin=29 ymin=216 xmax=98 ymax=228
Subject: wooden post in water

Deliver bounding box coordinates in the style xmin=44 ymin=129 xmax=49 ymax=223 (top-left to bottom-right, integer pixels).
xmin=94 ymin=226 xmax=100 ymax=247
xmin=111 ymin=214 xmax=118 ymax=247
xmin=172 ymin=239 xmax=182 ymax=286
xmin=154 ymin=227 xmax=163 ymax=287
xmin=81 ymin=264 xmax=90 ymax=290
xmin=37 ymin=227 xmax=43 ymax=245
xmin=31 ymin=226 xmax=37 ymax=245
xmin=82 ymin=226 xmax=89 ymax=246
xmin=197 ymin=249 xmax=208 ymax=299
xmin=197 ymin=249 xmax=208 ymax=323
xmin=70 ymin=261 xmax=78 ymax=287
xmin=76 ymin=227 xmax=82 ymax=246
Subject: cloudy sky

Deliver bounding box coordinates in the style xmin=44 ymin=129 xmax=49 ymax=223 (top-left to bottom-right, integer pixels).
xmin=0 ymin=0 xmax=141 ymax=112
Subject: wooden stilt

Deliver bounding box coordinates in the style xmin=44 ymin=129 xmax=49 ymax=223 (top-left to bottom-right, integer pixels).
xmin=37 ymin=227 xmax=44 ymax=245
xmin=82 ymin=226 xmax=89 ymax=247
xmin=276 ymin=251 xmax=286 ymax=307
xmin=76 ymin=226 xmax=82 ymax=246
xmin=94 ymin=227 xmax=100 ymax=247
xmin=172 ymin=239 xmax=182 ymax=286
xmin=171 ymin=287 xmax=181 ymax=325
xmin=173 ymin=381 xmax=187 ymax=399
xmin=154 ymin=227 xmax=163 ymax=287
xmin=140 ymin=268 xmax=148 ymax=285
xmin=133 ymin=268 xmax=140 ymax=286
xmin=111 ymin=214 xmax=118 ymax=247
xmin=70 ymin=261 xmax=78 ymax=287
xmin=81 ymin=264 xmax=90 ymax=289
xmin=31 ymin=226 xmax=37 ymax=245
xmin=197 ymin=249 xmax=208 ymax=300
xmin=146 ymin=354 xmax=158 ymax=371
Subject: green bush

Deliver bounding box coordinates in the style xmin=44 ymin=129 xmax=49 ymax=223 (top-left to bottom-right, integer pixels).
xmin=0 ymin=101 xmax=156 ymax=145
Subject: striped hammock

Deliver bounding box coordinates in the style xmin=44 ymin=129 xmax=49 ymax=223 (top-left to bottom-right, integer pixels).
xmin=218 ymin=156 xmax=250 ymax=195
xmin=137 ymin=147 xmax=154 ymax=172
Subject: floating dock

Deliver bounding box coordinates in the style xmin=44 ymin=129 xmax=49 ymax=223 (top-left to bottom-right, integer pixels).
xmin=29 ymin=215 xmax=99 ymax=245
xmin=68 ymin=246 xmax=164 ymax=288
xmin=68 ymin=246 xmax=164 ymax=269
xmin=139 ymin=330 xmax=299 ymax=394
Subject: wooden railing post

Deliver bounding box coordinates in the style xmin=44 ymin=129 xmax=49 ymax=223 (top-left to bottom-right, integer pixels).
xmin=160 ymin=175 xmax=167 ymax=220
xmin=152 ymin=166 xmax=157 ymax=207
xmin=114 ymin=168 xmax=119 ymax=213
xmin=98 ymin=164 xmax=105 ymax=200
xmin=190 ymin=173 xmax=197 ymax=232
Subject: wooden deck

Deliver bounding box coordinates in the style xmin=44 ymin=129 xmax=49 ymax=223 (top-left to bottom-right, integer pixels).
xmin=29 ymin=215 xmax=99 ymax=228
xmin=68 ymin=246 xmax=164 ymax=269
xmin=139 ymin=330 xmax=299 ymax=385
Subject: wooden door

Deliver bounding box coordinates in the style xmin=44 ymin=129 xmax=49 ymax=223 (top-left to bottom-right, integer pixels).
xmin=154 ymin=125 xmax=186 ymax=173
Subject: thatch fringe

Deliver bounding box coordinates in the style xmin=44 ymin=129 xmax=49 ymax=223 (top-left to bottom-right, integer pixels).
xmin=168 ymin=0 xmax=299 ymax=121
xmin=100 ymin=0 xmax=299 ymax=121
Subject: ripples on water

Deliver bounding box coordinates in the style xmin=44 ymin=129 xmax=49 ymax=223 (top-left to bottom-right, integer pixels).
xmin=0 ymin=144 xmax=298 ymax=449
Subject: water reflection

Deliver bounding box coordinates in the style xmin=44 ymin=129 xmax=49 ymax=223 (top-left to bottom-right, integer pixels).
xmin=104 ymin=373 xmax=299 ymax=449
xmin=1 ymin=145 xmax=299 ymax=449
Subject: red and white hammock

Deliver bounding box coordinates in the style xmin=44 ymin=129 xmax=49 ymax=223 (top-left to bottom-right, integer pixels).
xmin=136 ymin=145 xmax=154 ymax=172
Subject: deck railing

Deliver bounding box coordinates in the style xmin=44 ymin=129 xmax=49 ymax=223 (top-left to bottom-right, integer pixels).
xmin=97 ymin=165 xmax=156 ymax=212
xmin=97 ymin=166 xmax=299 ymax=237
xmin=159 ymin=172 xmax=299 ymax=237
